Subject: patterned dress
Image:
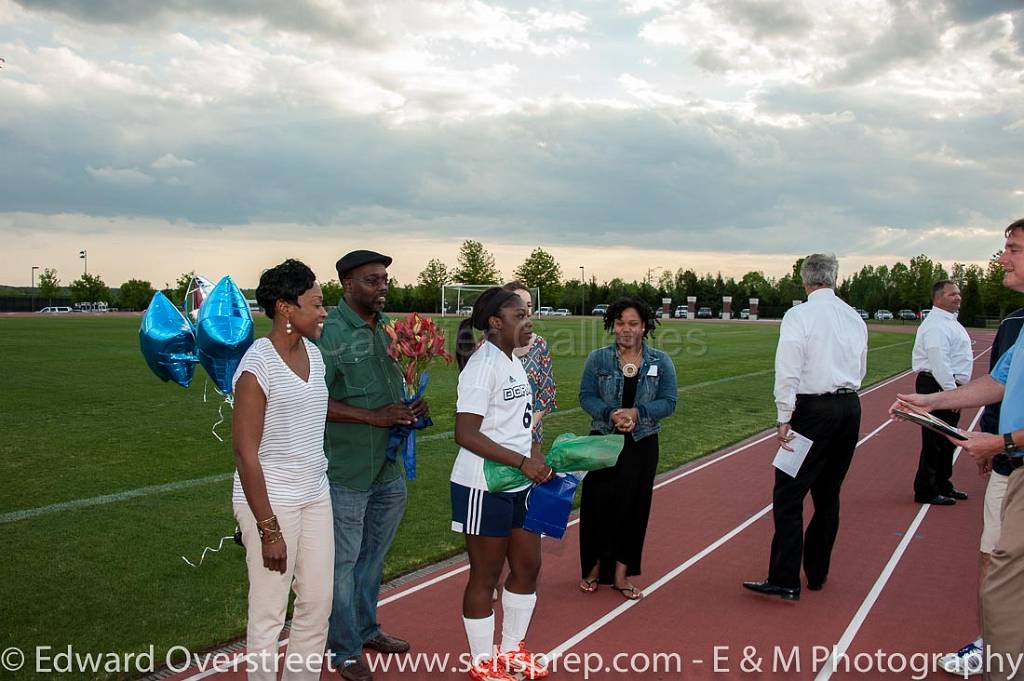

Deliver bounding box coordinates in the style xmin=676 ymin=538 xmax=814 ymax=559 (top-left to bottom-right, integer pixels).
xmin=518 ymin=335 xmax=557 ymax=443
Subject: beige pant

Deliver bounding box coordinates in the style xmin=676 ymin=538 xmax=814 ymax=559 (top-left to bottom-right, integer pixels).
xmin=982 ymin=468 xmax=1024 ymax=681
xmin=981 ymin=472 xmax=1010 ymax=554
xmin=235 ymin=493 xmax=334 ymax=681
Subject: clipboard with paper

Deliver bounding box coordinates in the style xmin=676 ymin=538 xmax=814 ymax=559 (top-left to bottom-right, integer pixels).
xmin=891 ymin=401 xmax=968 ymax=441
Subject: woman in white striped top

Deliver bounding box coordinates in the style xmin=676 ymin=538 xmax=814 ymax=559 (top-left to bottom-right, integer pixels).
xmin=232 ymin=259 xmax=331 ymax=681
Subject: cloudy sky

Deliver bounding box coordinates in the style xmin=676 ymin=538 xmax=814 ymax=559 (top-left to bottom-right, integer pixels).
xmin=1 ymin=0 xmax=1022 ymax=288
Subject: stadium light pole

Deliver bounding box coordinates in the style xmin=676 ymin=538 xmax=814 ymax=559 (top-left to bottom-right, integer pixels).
xmin=31 ymin=265 xmax=39 ymax=312
xmin=79 ymin=249 xmax=88 ymax=275
xmin=579 ymin=266 xmax=585 ymax=316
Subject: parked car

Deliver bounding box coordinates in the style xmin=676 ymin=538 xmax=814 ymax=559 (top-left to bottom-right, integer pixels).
xmin=874 ymin=309 xmax=893 ymax=320
xmin=655 ymin=308 xmax=664 ymax=318
xmin=591 ymin=304 xmax=608 ymax=316
xmin=38 ymin=306 xmax=72 ymax=313
xmin=457 ymin=305 xmax=473 ymax=317
xmin=674 ymin=305 xmax=688 ymax=318
xmin=552 ymin=308 xmax=570 ymax=317
xmin=739 ymin=308 xmax=750 ymax=319
xmin=855 ymin=308 xmax=869 ymax=320
xmin=897 ymin=309 xmax=917 ymax=320
xmin=537 ymin=306 xmax=554 ymax=316
xmin=920 ymin=308 xmax=931 ymax=319
xmin=696 ymin=307 xmax=713 ymax=319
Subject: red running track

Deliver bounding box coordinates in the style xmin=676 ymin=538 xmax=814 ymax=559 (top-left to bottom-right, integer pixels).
xmin=169 ymin=331 xmax=996 ymax=681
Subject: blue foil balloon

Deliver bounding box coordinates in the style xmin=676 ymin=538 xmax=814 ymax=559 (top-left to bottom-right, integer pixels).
xmin=139 ymin=291 xmax=198 ymax=387
xmin=195 ymin=276 xmax=254 ymax=394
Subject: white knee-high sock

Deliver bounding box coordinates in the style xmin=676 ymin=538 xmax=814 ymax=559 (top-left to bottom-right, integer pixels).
xmin=463 ymin=612 xmax=495 ymax=664
xmin=499 ymin=590 xmax=537 ymax=653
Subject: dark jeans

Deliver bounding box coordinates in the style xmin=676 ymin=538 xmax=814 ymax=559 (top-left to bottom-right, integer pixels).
xmin=768 ymin=393 xmax=861 ymax=589
xmin=327 ymin=476 xmax=407 ymax=661
xmin=912 ymin=373 xmax=961 ymax=500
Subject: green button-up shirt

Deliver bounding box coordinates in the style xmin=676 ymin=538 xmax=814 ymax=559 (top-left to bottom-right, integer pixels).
xmin=317 ymin=299 xmax=406 ymax=490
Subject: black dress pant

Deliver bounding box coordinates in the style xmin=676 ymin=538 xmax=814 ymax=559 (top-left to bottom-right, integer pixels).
xmin=768 ymin=393 xmax=861 ymax=589
xmin=912 ymin=373 xmax=960 ymax=501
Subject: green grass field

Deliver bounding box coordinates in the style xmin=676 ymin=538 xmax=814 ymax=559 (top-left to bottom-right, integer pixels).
xmin=0 ymin=315 xmax=913 ymax=679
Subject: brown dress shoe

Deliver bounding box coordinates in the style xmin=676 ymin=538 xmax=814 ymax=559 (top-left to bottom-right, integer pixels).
xmin=339 ymin=656 xmax=373 ymax=681
xmin=363 ymin=631 xmax=410 ymax=654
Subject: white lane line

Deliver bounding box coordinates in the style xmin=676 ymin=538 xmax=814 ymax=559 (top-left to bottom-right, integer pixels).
xmin=378 ymin=565 xmax=469 ymax=606
xmin=4 ymin=342 xmax=915 ymax=524
xmin=545 ymin=504 xmax=775 ymax=661
xmin=542 ymin=407 xmax=905 ymax=663
xmin=812 ymin=407 xmax=985 ymax=681
xmin=0 ymin=473 xmax=232 ymax=525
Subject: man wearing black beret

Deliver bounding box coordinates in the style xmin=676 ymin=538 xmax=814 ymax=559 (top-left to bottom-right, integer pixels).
xmin=317 ymin=249 xmax=428 ymax=681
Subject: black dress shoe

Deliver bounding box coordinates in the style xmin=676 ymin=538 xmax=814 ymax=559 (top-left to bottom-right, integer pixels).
xmin=363 ymin=631 xmax=410 ymax=654
xmin=807 ymin=577 xmax=827 ymax=591
xmin=946 ymin=489 xmax=968 ymax=501
xmin=742 ymin=580 xmax=800 ymax=600
xmin=916 ymin=495 xmax=956 ymax=506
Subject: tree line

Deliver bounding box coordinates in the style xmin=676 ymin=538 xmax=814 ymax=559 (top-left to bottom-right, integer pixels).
xmin=16 ymin=240 xmax=1022 ymax=325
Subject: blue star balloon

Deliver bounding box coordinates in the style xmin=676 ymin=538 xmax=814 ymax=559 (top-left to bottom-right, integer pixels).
xmin=139 ymin=291 xmax=198 ymax=388
xmin=195 ymin=276 xmax=254 ymax=394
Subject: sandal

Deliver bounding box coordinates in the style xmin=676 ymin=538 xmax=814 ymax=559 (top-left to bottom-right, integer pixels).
xmin=613 ymin=584 xmax=642 ymax=600
xmin=578 ymin=578 xmax=599 ymax=593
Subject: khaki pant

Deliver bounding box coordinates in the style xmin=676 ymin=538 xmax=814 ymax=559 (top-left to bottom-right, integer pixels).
xmin=982 ymin=468 xmax=1024 ymax=681
xmin=235 ymin=493 xmax=334 ymax=681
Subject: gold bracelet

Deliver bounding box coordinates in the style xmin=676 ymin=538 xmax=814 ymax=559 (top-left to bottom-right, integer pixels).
xmin=256 ymin=514 xmax=278 ymax=529
xmin=260 ymin=530 xmax=283 ymax=546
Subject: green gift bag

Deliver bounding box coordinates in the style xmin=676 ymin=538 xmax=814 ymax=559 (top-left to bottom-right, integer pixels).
xmin=484 ymin=433 xmax=623 ymax=493
xmin=545 ymin=432 xmax=622 ymax=472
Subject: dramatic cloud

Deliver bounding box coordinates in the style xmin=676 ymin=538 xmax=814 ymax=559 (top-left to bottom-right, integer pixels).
xmin=1 ymin=0 xmax=1022 ymax=286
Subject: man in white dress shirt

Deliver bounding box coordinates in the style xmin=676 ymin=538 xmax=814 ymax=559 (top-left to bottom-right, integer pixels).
xmin=743 ymin=253 xmax=868 ymax=601
xmin=911 ymin=280 xmax=973 ymax=506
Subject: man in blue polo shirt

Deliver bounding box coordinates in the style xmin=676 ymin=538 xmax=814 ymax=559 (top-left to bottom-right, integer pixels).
xmin=896 ymin=218 xmax=1024 ymax=681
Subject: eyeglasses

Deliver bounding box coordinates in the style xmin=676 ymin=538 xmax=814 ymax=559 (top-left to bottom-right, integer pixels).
xmin=352 ymin=275 xmax=389 ymax=288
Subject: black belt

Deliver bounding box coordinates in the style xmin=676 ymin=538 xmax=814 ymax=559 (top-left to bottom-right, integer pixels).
xmin=918 ymin=371 xmax=968 ymax=386
xmin=1010 ymin=457 xmax=1024 ymax=471
xmin=797 ymin=388 xmax=857 ymax=399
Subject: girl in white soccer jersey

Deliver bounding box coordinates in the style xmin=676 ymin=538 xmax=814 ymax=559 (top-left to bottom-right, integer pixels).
xmin=452 ymin=287 xmax=555 ymax=681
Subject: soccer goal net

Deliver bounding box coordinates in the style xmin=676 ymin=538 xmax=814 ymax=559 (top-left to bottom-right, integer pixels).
xmin=441 ymin=284 xmax=541 ymax=317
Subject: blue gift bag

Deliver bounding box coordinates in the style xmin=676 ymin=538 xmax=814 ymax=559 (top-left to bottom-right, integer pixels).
xmin=523 ymin=473 xmax=579 ymax=539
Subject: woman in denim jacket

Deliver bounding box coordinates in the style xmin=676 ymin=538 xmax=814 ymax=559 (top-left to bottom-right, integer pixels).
xmin=577 ymin=297 xmax=677 ymax=599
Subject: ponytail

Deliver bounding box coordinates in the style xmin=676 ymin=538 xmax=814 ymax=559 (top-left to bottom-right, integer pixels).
xmin=454 ymin=286 xmax=520 ymax=371
xmin=455 ymin=318 xmax=477 ymax=371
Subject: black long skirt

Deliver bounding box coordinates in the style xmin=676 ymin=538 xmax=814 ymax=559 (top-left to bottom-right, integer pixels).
xmin=578 ymin=430 xmax=659 ymax=583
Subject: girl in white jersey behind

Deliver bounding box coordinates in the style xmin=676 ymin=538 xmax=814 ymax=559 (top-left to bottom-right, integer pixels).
xmin=452 ymin=287 xmax=555 ymax=681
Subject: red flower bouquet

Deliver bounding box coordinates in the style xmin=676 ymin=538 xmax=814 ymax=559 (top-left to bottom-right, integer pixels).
xmin=384 ymin=312 xmax=454 ymax=392
xmin=383 ymin=313 xmax=453 ymax=479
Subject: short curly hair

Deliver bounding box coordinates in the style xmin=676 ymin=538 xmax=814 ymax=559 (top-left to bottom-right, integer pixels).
xmin=603 ymin=296 xmax=658 ymax=337
xmin=255 ymin=259 xmax=317 ymax=319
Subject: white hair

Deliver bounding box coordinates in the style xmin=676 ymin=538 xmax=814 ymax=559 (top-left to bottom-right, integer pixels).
xmin=800 ymin=253 xmax=839 ymax=288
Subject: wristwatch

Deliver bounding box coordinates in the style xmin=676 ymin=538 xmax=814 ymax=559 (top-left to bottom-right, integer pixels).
xmin=1004 ymin=432 xmax=1017 ymax=453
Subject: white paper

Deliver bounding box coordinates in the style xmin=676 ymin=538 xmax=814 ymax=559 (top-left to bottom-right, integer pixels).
xmin=772 ymin=431 xmax=813 ymax=478
xmin=647 ymin=364 xmax=658 ymax=377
